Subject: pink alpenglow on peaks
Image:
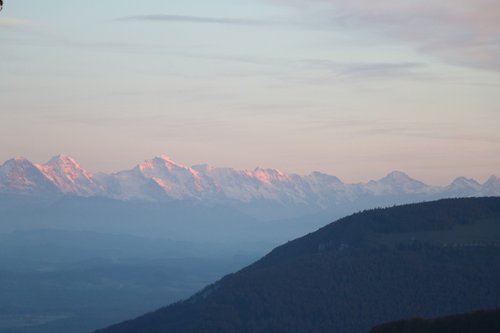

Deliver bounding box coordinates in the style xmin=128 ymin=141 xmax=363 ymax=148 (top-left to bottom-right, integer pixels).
xmin=253 ymin=168 xmax=288 ymax=184
xmin=35 ymin=154 xmax=103 ymax=196
xmin=151 ymin=177 xmax=172 ymax=191
xmin=0 ymin=154 xmax=499 ymax=206
xmin=38 ymin=155 xmax=86 ymax=182
xmin=0 ymin=157 xmax=58 ymax=194
xmin=139 ymin=154 xmax=181 ymax=172
xmin=133 ymin=154 xmax=206 ymax=199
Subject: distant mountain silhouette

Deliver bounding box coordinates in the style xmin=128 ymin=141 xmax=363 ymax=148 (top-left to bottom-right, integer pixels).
xmin=370 ymin=308 xmax=500 ymax=333
xmin=95 ymin=197 xmax=500 ymax=333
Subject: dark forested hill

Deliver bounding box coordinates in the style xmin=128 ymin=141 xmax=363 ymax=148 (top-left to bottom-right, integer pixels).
xmin=95 ymin=197 xmax=500 ymax=333
xmin=370 ymin=308 xmax=500 ymax=333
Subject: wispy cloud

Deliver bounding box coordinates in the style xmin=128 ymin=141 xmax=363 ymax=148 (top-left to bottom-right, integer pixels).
xmin=271 ymin=0 xmax=500 ymax=71
xmin=117 ymin=14 xmax=275 ymax=26
xmin=0 ymin=18 xmax=30 ymax=27
xmin=299 ymin=59 xmax=426 ymax=79
xmin=173 ymin=52 xmax=429 ymax=82
xmin=303 ymin=118 xmax=500 ymax=144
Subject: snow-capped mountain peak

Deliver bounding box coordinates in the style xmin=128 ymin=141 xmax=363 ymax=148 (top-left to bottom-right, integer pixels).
xmin=364 ymin=170 xmax=429 ymax=195
xmin=450 ymin=177 xmax=481 ymax=188
xmin=0 ymin=154 xmax=499 ymax=206
xmin=443 ymin=176 xmax=483 ymax=197
xmin=138 ymin=154 xmax=188 ymax=172
xmin=192 ymin=164 xmax=215 ymax=174
xmin=480 ymin=175 xmax=500 ymax=195
xmin=0 ymin=157 xmax=58 ymax=195
xmin=159 ymin=153 xmax=174 ymax=162
xmin=35 ymin=155 xmax=102 ymax=196
xmin=1 ymin=157 xmax=36 ymax=175
xmin=485 ymin=175 xmax=499 ymax=185
xmin=380 ymin=171 xmax=417 ymax=183
xmin=42 ymin=154 xmax=88 ymax=177
xmin=13 ymin=156 xmax=30 ymax=162
xmin=133 ymin=155 xmax=207 ymax=199
xmin=252 ymin=167 xmax=288 ymax=184
xmin=46 ymin=153 xmax=80 ymax=166
xmin=309 ymin=171 xmax=342 ymax=183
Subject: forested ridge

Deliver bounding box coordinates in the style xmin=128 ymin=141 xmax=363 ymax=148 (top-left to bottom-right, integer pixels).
xmin=95 ymin=197 xmax=500 ymax=333
xmin=370 ymin=308 xmax=500 ymax=333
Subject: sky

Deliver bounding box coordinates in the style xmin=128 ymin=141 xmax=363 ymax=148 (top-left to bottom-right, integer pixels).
xmin=1 ymin=0 xmax=499 ymax=185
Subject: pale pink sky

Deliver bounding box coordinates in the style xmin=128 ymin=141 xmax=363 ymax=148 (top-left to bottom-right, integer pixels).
xmin=1 ymin=0 xmax=499 ymax=185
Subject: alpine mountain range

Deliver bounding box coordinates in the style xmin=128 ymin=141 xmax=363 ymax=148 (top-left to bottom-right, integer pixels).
xmin=1 ymin=154 xmax=499 ymax=207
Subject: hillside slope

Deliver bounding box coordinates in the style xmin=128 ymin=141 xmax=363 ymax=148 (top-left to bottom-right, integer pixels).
xmin=95 ymin=197 xmax=500 ymax=333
